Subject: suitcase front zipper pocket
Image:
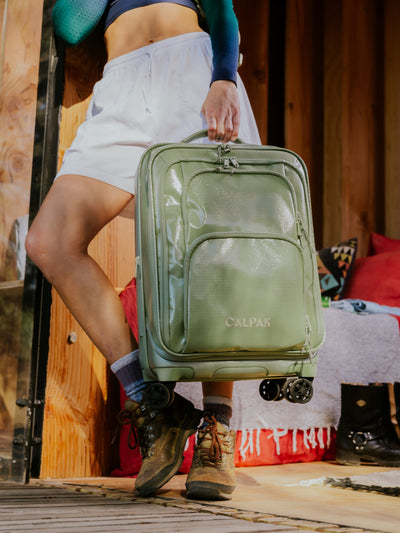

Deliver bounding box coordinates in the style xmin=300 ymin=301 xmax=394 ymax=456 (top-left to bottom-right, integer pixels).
xmin=180 ymin=233 xmax=307 ymax=354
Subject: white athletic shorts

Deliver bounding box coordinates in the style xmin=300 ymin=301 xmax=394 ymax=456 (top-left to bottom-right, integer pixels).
xmin=56 ymin=32 xmax=261 ymax=195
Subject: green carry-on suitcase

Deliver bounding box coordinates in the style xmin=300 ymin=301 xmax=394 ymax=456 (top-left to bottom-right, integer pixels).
xmin=135 ymin=130 xmax=325 ymax=407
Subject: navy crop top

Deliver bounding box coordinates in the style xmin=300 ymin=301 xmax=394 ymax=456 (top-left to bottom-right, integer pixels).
xmin=104 ymin=0 xmax=239 ymax=84
xmin=105 ymin=1 xmax=199 ymax=30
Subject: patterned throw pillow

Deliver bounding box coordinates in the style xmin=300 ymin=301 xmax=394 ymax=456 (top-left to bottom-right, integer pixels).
xmin=316 ymin=238 xmax=358 ymax=300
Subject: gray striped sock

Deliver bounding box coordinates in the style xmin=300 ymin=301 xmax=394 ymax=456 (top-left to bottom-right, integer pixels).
xmin=110 ymin=349 xmax=146 ymax=402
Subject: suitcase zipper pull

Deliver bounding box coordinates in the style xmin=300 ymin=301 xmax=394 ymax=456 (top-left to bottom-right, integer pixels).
xmin=216 ymin=144 xmax=239 ymax=172
xmin=297 ymin=215 xmax=314 ymax=251
xmin=230 ymin=157 xmax=239 ymax=170
xmin=297 ymin=215 xmax=310 ymax=249
xmin=216 ymin=155 xmax=231 ymax=171
xmin=135 ymin=256 xmax=141 ymax=279
xmin=296 ymin=215 xmax=303 ymax=244
xmin=302 ymin=316 xmax=313 ymax=355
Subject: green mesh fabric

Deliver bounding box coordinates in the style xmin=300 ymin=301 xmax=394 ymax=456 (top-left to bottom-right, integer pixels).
xmin=52 ymin=0 xmax=108 ymax=46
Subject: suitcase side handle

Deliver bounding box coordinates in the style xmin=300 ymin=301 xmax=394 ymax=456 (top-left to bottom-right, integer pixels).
xmin=182 ymin=130 xmax=244 ymax=144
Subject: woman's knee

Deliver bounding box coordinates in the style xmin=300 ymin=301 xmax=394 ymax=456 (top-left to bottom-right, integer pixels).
xmin=25 ymin=222 xmax=62 ymax=278
xmin=25 ymin=174 xmax=132 ymax=279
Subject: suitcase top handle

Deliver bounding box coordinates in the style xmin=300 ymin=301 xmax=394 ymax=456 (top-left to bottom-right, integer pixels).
xmin=182 ymin=130 xmax=244 ymax=144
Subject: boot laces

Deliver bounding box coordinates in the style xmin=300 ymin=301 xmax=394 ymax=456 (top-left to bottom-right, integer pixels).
xmin=116 ymin=402 xmax=158 ymax=453
xmin=116 ymin=405 xmax=139 ymax=450
xmin=197 ymin=416 xmax=228 ymax=465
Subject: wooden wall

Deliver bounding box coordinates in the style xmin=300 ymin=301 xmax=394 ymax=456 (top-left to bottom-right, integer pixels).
xmin=39 ymin=0 xmax=400 ymax=478
xmin=0 ymin=0 xmax=43 ymax=277
xmin=239 ymin=0 xmax=400 ymax=254
xmin=0 ymin=0 xmax=43 ymax=453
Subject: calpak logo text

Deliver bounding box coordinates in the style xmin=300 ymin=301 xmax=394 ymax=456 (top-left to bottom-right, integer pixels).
xmin=225 ymin=317 xmax=271 ymax=328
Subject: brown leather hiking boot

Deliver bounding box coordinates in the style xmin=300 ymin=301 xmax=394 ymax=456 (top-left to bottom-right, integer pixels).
xmin=185 ymin=416 xmax=236 ymax=500
xmin=118 ymin=393 xmax=202 ymax=497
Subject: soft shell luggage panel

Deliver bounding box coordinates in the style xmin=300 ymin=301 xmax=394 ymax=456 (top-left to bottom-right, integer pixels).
xmin=136 ymin=131 xmax=325 ymax=386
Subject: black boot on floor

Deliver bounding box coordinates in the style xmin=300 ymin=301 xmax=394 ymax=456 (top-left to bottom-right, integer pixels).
xmin=394 ymin=382 xmax=400 ymax=439
xmin=335 ymin=383 xmax=400 ymax=466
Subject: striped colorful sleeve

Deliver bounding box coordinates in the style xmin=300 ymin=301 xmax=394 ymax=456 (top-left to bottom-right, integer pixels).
xmin=199 ymin=0 xmax=239 ymax=85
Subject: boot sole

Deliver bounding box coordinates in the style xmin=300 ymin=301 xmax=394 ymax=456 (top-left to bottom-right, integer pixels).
xmin=186 ymin=481 xmax=235 ymax=501
xmin=135 ymin=409 xmax=202 ymax=497
xmin=336 ymin=452 xmax=400 ymax=467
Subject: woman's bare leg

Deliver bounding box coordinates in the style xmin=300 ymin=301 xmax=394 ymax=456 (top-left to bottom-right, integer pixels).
xmin=202 ymin=381 xmax=234 ymax=426
xmin=202 ymin=381 xmax=233 ymax=399
xmin=26 ymin=174 xmax=136 ymax=363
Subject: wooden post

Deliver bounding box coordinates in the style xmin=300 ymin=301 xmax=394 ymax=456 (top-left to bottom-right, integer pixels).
xmin=384 ymin=0 xmax=400 ymax=239
xmin=341 ymin=0 xmax=381 ymax=256
xmin=323 ymin=0 xmax=385 ymax=254
xmin=285 ymin=0 xmax=324 ymax=248
xmin=323 ymin=0 xmax=343 ymax=248
xmin=234 ymin=0 xmax=269 ymax=144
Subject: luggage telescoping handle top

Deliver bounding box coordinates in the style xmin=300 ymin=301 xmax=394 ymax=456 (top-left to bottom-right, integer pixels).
xmin=182 ymin=130 xmax=245 ymax=144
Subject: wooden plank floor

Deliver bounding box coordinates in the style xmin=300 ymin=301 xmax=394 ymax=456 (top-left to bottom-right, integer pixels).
xmin=0 ymin=483 xmax=292 ymax=533
xmin=2 ymin=460 xmax=400 ymax=532
xmin=31 ymin=462 xmax=400 ymax=533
